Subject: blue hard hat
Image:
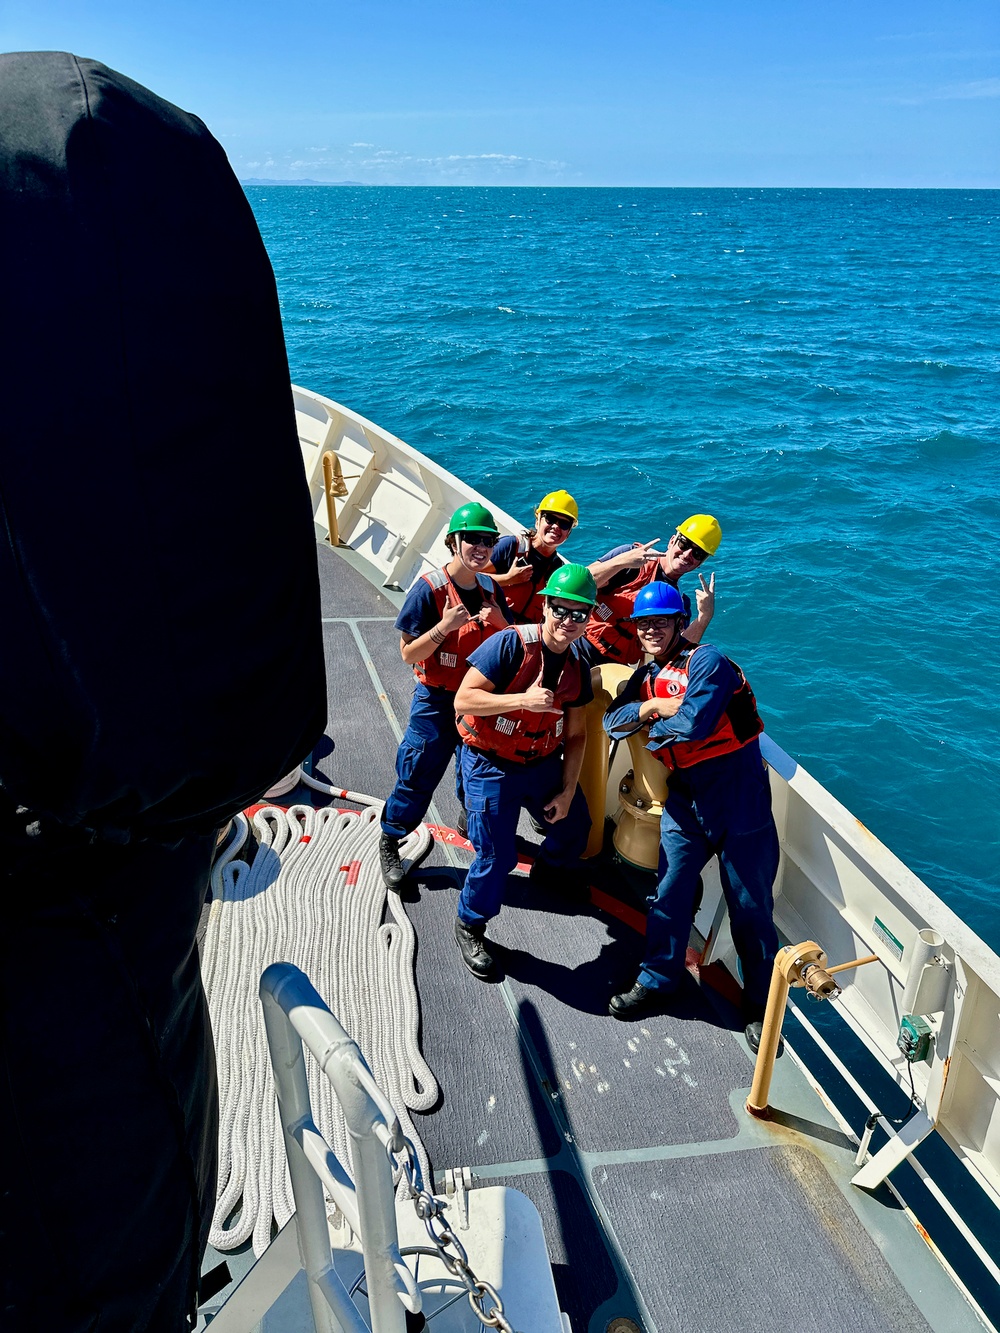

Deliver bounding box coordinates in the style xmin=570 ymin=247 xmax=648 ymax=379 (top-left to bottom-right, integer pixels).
xmin=630 ymin=582 xmax=685 ymax=620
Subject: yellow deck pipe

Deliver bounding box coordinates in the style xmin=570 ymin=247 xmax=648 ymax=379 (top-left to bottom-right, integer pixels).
xmin=827 ymin=953 xmax=879 ymax=975
xmin=746 ymin=943 xmax=880 ymax=1118
xmin=322 ymin=450 xmax=348 ymax=547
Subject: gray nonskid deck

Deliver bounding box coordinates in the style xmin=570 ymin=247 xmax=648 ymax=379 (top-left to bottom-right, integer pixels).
xmin=276 ymin=544 xmax=980 ymax=1333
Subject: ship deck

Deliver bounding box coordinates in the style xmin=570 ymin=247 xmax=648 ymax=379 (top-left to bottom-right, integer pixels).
xmin=204 ymin=543 xmax=986 ymax=1333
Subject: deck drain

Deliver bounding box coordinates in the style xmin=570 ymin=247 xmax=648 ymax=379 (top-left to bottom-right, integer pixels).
xmin=606 ymin=1320 xmax=642 ymax=1333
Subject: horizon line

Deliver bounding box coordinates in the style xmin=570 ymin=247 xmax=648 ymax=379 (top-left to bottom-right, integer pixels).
xmin=239 ymin=179 xmax=1000 ymax=191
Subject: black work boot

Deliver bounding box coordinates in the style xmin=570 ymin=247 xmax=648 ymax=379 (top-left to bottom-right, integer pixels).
xmin=743 ymin=1017 xmax=785 ymax=1059
xmin=379 ymin=832 xmax=405 ymax=892
xmin=609 ymin=980 xmax=662 ymax=1020
xmin=742 ymin=1000 xmax=784 ymax=1058
xmin=454 ymin=917 xmax=494 ymax=979
xmin=456 ymin=808 xmax=468 ymax=839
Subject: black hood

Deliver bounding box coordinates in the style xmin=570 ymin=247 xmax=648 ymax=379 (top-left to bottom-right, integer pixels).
xmin=0 ymin=51 xmax=326 ymax=835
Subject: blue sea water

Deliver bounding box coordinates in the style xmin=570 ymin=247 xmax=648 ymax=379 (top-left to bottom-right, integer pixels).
xmin=245 ymin=186 xmax=1000 ymax=947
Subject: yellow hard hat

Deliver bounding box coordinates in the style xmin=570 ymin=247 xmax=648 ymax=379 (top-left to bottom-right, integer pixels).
xmin=536 ymin=490 xmax=579 ymax=526
xmin=676 ymin=514 xmax=722 ymax=556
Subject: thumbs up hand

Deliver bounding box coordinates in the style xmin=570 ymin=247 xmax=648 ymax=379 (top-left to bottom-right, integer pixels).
xmin=522 ymin=667 xmax=557 ymax=713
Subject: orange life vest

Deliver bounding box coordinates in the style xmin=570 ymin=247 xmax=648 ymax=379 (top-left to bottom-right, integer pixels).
xmin=458 ymin=624 xmax=584 ymax=765
xmin=502 ymin=534 xmax=565 ymax=624
xmin=640 ymin=646 xmax=763 ymax=770
xmin=584 ymin=560 xmax=680 ymax=665
xmin=412 ymin=567 xmax=502 ymax=692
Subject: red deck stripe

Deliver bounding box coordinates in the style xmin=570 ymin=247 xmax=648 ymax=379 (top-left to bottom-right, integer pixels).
xmin=588 ymin=885 xmax=647 ymax=935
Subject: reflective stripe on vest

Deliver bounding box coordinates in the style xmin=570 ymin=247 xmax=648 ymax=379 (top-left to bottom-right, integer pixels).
xmin=412 ymin=568 xmax=501 ymax=692
xmin=640 ymin=646 xmax=764 ymax=770
xmin=584 ymin=559 xmax=662 ymax=665
xmin=458 ymin=624 xmax=583 ymax=764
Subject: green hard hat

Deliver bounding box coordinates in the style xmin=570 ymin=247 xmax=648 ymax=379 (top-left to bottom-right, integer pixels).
xmin=542 ymin=563 xmax=597 ymax=606
xmin=447 ymin=502 xmax=499 ymax=538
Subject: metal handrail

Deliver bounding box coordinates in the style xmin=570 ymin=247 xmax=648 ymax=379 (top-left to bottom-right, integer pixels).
xmin=259 ymin=962 xmax=420 ymax=1333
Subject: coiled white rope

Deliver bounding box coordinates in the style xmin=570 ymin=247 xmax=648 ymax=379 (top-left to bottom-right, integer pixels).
xmin=199 ymin=791 xmax=436 ymax=1255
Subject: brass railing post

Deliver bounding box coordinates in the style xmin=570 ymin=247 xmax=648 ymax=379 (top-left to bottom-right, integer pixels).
xmin=322 ymin=450 xmax=349 ymax=547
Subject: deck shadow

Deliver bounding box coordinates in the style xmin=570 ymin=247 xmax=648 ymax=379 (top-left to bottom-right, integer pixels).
xmin=406 ymin=864 xmax=564 ymax=1169
xmin=493 ymin=883 xmax=749 ymax=1151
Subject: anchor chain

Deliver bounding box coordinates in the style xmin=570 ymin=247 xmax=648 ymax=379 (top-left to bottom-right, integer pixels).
xmin=391 ymin=1138 xmax=518 ymax=1333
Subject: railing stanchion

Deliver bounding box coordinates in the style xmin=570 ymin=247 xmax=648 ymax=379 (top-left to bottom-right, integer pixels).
xmin=261 ymin=963 xmax=409 ymax=1333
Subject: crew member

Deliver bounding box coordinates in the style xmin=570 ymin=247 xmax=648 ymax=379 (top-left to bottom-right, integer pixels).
xmin=0 ymin=53 xmax=326 ymax=1331
xmin=380 ymin=503 xmax=511 ymax=889
xmin=582 ymin=514 xmax=721 ymax=667
xmin=488 ymin=489 xmax=578 ymax=623
xmin=602 ymin=582 xmax=780 ymax=1054
xmin=452 ymin=565 xmax=597 ymax=978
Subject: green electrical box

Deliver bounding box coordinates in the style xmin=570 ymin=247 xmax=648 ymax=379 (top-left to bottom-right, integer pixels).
xmin=898 ymin=1015 xmax=932 ymax=1063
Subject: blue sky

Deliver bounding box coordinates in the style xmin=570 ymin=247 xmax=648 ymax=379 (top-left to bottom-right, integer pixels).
xmin=3 ymin=0 xmax=998 ymax=186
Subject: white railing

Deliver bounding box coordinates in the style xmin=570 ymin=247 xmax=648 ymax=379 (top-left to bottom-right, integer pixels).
xmin=263 ymin=962 xmax=420 ymax=1333
xmin=293 ymin=386 xmax=522 ymax=592
xmin=761 ymin=735 xmax=1000 ymax=1202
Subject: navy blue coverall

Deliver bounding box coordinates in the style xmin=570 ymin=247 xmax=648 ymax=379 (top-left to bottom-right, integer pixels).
xmin=457 ymin=632 xmax=592 ymax=927
xmin=603 ymin=646 xmax=779 ymax=1011
xmin=381 ymin=576 xmax=511 ymax=840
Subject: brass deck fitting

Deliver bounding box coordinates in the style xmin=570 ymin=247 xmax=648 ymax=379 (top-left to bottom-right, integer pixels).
xmin=745 ymin=945 xmax=881 ymax=1118
xmin=746 ymin=941 xmax=836 ymax=1118
xmin=322 ymin=450 xmax=349 ymax=547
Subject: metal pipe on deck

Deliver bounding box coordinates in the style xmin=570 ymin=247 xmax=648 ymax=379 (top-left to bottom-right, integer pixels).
xmin=323 ymin=451 xmax=348 ymax=547
xmin=827 ymin=953 xmax=880 ymax=975
xmin=746 ymin=944 xmax=884 ymax=1118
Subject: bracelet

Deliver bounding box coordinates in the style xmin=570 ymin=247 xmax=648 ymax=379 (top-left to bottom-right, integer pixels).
xmin=430 ymin=626 xmax=446 ymax=645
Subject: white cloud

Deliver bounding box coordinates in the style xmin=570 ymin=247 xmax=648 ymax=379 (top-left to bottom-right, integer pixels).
xmin=890 ymin=77 xmax=1000 ymax=105
xmin=231 ymin=138 xmax=569 ymax=183
xmin=938 ymin=78 xmax=1000 ymax=99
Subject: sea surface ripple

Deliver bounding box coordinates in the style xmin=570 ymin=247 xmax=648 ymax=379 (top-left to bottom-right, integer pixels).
xmin=247 ymin=186 xmax=1000 ymax=946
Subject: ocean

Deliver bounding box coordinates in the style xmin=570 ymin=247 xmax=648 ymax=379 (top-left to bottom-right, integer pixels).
xmin=245 ymin=186 xmax=1000 ymax=946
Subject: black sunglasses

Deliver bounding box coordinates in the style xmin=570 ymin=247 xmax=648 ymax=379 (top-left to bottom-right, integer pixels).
xmin=547 ymin=601 xmax=590 ymax=624
xmin=460 ymin=532 xmax=498 ymax=549
xmin=539 ymin=511 xmax=574 ymax=531
xmin=674 ymin=534 xmax=709 ymax=561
